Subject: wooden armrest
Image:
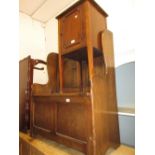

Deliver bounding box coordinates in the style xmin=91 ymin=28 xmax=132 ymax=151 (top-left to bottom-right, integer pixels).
xmin=33 ymin=59 xmax=47 ymax=65
xmin=101 ymin=29 xmax=114 ymax=75
xmin=32 ymin=59 xmax=47 ymax=70
xmin=33 ymin=67 xmax=44 ymax=70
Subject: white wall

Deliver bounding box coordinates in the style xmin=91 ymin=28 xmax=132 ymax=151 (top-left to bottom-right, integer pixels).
xmin=45 ymin=18 xmax=58 ymax=53
xmin=19 ymin=12 xmax=47 ymax=60
xmin=19 ymin=12 xmax=48 ymax=84
xmin=96 ymin=0 xmax=135 ymax=67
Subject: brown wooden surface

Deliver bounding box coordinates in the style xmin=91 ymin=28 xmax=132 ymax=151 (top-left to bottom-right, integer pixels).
xmin=20 ymin=132 xmax=134 ymax=155
xmin=19 ymin=56 xmax=32 ymax=132
xmin=101 ymin=30 xmax=120 ymax=146
xmin=56 ymin=0 xmax=108 ymax=19
xmin=20 ymin=138 xmax=31 ymax=155
xmin=63 ymin=59 xmax=81 ymax=91
xmin=59 ymin=3 xmax=86 ymax=55
xmin=110 ymin=145 xmax=135 ymax=155
xmin=58 ymin=0 xmax=107 ymax=55
xmin=90 ymin=3 xmax=107 ymax=50
xmin=20 ymin=132 xmax=85 ymax=155
xmin=31 ymin=95 xmax=90 ymax=153
xmin=30 ymin=0 xmax=120 ymax=155
xmin=60 ymin=4 xmax=86 ymax=54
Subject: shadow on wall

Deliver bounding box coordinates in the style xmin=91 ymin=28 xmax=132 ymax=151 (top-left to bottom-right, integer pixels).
xmin=115 ymin=61 xmax=135 ymax=147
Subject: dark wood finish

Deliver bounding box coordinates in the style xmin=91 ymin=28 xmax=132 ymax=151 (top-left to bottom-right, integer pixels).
xmin=19 ymin=56 xmax=47 ymax=132
xmin=30 ymin=0 xmax=120 ymax=155
xmin=59 ymin=3 xmax=86 ymax=55
xmin=19 ymin=56 xmax=33 ymax=132
xmin=31 ymin=95 xmax=90 ymax=153
xmin=58 ymin=0 xmax=107 ymax=56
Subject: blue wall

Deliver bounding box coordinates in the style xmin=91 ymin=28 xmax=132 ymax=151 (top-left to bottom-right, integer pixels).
xmin=115 ymin=62 xmax=135 ymax=147
xmin=115 ymin=62 xmax=135 ymax=108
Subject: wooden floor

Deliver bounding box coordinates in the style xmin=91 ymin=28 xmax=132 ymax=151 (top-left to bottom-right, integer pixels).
xmin=110 ymin=145 xmax=135 ymax=155
xmin=19 ymin=132 xmax=135 ymax=155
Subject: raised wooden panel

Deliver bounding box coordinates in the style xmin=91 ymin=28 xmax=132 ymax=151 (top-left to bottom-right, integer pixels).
xmin=33 ymin=101 xmax=55 ymax=133
xmin=59 ymin=4 xmax=86 ymax=54
xmin=56 ymin=102 xmax=87 ymax=141
xmin=63 ymin=59 xmax=81 ymax=92
xmin=62 ymin=8 xmax=81 ymax=47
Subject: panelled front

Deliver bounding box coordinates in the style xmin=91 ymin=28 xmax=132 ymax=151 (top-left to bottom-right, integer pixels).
xmin=32 ymin=95 xmax=90 ymax=143
xmin=33 ymin=99 xmax=55 ymax=134
xmin=56 ymin=101 xmax=87 ymax=141
xmin=59 ymin=4 xmax=86 ymax=54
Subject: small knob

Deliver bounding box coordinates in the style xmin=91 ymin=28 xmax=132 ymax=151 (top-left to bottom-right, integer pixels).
xmin=71 ymin=39 xmax=75 ymax=44
xmin=74 ymin=15 xmax=78 ymax=19
xmin=65 ymin=98 xmax=70 ymax=103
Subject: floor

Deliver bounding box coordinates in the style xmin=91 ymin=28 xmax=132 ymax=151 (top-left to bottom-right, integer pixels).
xmin=110 ymin=145 xmax=135 ymax=155
xmin=19 ymin=132 xmax=135 ymax=155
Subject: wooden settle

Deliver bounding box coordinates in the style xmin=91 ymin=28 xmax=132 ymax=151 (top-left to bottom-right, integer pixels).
xmin=30 ymin=0 xmax=120 ymax=155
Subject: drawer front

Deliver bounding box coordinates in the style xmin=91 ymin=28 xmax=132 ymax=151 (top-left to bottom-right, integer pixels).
xmin=60 ymin=5 xmax=85 ymax=54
